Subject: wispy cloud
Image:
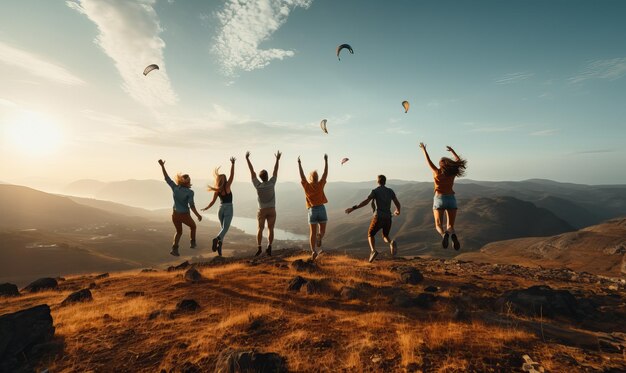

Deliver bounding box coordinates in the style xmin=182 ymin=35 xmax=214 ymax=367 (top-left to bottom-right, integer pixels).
xmin=530 ymin=129 xmax=558 ymax=136
xmin=67 ymin=0 xmax=177 ymax=107
xmin=571 ymin=149 xmax=615 ymax=155
xmin=494 ymin=71 xmax=534 ymax=85
xmin=569 ymin=57 xmax=626 ymax=83
xmin=0 ymin=41 xmax=85 ymax=86
xmin=212 ymin=0 xmax=313 ymax=77
xmin=469 ymin=125 xmax=520 ymax=133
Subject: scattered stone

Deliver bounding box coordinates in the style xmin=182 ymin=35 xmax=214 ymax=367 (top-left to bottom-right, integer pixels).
xmin=522 ymin=354 xmax=545 ymax=373
xmin=0 ymin=304 xmax=55 ymax=373
xmin=0 ymin=283 xmax=19 ymax=297
xmin=88 ymin=282 xmax=97 ymax=289
xmin=398 ymin=267 xmax=424 ymax=285
xmin=290 ymin=259 xmax=317 ymax=272
xmin=22 ymin=278 xmax=58 ymax=293
xmin=176 ymin=299 xmax=200 ymax=313
xmin=211 ymin=256 xmax=228 ymax=264
xmin=102 ymin=314 xmax=116 ymax=322
xmin=496 ymin=285 xmax=580 ymax=319
xmin=392 ymin=291 xmax=435 ymax=308
xmin=287 ymin=276 xmax=307 ymax=292
xmin=141 ymin=268 xmax=158 ymax=273
xmin=167 ymin=261 xmax=190 ymax=272
xmin=424 ymin=285 xmax=438 ymax=293
xmin=124 ymin=291 xmax=145 ymax=297
xmin=339 ymin=286 xmax=359 ymax=300
xmin=184 ymin=267 xmax=203 ymax=283
xmin=148 ymin=310 xmax=162 ymax=320
xmin=94 ymin=273 xmax=109 ymax=279
xmin=371 ymin=355 xmax=382 ymax=363
xmin=215 ymin=349 xmax=287 ymax=373
xmin=305 ymin=278 xmax=332 ymax=295
xmin=61 ymin=289 xmax=93 ymax=306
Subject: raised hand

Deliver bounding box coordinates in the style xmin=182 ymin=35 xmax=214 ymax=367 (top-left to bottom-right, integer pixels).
xmin=230 ymin=156 xmax=236 ymax=164
xmin=345 ymin=207 xmax=354 ymax=214
xmin=158 ymin=159 xmax=165 ymax=166
xmin=323 ymin=153 xmax=328 ymax=161
xmin=418 ymin=142 xmax=426 ymax=150
xmin=245 ymin=151 xmax=250 ymax=159
xmin=446 ymin=146 xmax=454 ymax=152
xmin=275 ymin=150 xmax=282 ymax=160
xmin=297 ymin=156 xmax=301 ymax=164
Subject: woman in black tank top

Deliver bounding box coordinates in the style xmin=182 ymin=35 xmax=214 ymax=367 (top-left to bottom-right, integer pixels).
xmin=202 ymin=157 xmax=236 ymax=256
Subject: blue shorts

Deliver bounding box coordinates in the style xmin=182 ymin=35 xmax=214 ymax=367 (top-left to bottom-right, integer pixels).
xmin=307 ymin=205 xmax=328 ymax=224
xmin=433 ymin=194 xmax=457 ymax=210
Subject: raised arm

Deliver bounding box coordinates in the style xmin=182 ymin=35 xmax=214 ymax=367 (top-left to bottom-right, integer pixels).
xmin=419 ymin=142 xmax=438 ymax=173
xmin=201 ymin=192 xmax=219 ymax=211
xmin=158 ymin=159 xmax=169 ymax=179
xmin=297 ymin=156 xmax=306 ymax=182
xmin=345 ymin=196 xmax=374 ymax=214
xmin=272 ymin=150 xmax=281 ymax=179
xmin=321 ymin=153 xmax=329 ymax=182
xmin=245 ymin=151 xmax=256 ymax=178
xmin=226 ymin=156 xmax=236 ymax=187
xmin=446 ymin=146 xmax=461 ymax=161
xmin=392 ymin=196 xmax=401 ymax=216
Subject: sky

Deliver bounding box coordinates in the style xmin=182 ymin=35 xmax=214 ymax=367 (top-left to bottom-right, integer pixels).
xmin=1 ymin=0 xmax=625 ymax=191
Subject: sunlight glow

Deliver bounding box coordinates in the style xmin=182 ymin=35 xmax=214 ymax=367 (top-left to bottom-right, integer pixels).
xmin=4 ymin=111 xmax=62 ymax=156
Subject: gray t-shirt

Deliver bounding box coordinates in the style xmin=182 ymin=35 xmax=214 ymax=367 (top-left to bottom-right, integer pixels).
xmin=368 ymin=185 xmax=396 ymax=218
xmin=252 ymin=175 xmax=277 ymax=209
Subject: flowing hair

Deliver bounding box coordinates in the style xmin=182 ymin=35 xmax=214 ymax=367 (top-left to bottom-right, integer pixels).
xmin=175 ymin=173 xmax=191 ymax=187
xmin=308 ymin=170 xmax=319 ymax=184
xmin=208 ymin=167 xmax=227 ymax=194
xmin=439 ymin=157 xmax=467 ymax=177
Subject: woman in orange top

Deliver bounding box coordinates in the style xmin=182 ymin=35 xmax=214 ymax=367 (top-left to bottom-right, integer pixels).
xmin=419 ymin=143 xmax=467 ymax=250
xmin=298 ymin=154 xmax=329 ymax=260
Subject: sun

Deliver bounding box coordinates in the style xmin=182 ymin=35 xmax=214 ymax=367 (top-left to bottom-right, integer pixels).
xmin=4 ymin=111 xmax=63 ymax=156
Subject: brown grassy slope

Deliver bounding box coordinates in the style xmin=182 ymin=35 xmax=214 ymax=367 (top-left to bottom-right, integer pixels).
xmin=1 ymin=251 xmax=625 ymax=372
xmin=458 ymin=217 xmax=626 ymax=278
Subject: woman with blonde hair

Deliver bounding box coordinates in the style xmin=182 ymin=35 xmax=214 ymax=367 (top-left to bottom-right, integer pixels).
xmin=158 ymin=159 xmax=202 ymax=257
xmin=202 ymin=157 xmax=236 ymax=256
xmin=419 ymin=143 xmax=467 ymax=250
xmin=298 ymin=154 xmax=329 ymax=260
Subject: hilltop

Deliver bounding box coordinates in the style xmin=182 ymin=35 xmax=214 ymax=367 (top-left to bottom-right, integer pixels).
xmin=1 ymin=250 xmax=625 ymax=372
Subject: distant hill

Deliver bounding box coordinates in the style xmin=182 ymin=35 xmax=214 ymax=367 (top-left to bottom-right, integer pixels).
xmin=65 ymin=195 xmax=162 ymax=221
xmin=458 ymin=218 xmax=626 ymax=278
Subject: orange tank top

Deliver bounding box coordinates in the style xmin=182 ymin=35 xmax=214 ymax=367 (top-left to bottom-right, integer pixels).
xmin=433 ymin=172 xmax=455 ymax=195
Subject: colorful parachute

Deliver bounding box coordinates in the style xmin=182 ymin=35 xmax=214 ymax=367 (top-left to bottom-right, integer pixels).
xmin=402 ymin=100 xmax=410 ymax=113
xmin=143 ymin=64 xmax=159 ymax=76
xmin=336 ymin=44 xmax=353 ymax=60
xmin=320 ymin=119 xmax=328 ymax=134
xmin=341 ymin=158 xmax=349 ymax=165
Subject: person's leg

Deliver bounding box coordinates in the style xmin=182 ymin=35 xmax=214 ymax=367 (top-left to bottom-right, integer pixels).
xmin=367 ymin=217 xmax=380 ymax=262
xmin=308 ymin=224 xmax=318 ymax=253
xmin=256 ymin=209 xmax=265 ymax=255
xmin=218 ymin=204 xmax=233 ymax=241
xmin=171 ymin=212 xmax=183 ymax=256
xmin=446 ymin=208 xmax=460 ymax=250
xmin=381 ymin=218 xmax=396 ymax=256
xmin=266 ymin=208 xmax=276 ymax=256
xmin=316 ymin=206 xmax=328 ymax=247
xmin=433 ymin=209 xmax=446 ymax=236
xmin=180 ymin=213 xmax=197 ymax=247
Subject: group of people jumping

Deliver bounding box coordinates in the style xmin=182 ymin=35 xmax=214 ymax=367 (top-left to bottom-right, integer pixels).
xmin=158 ymin=143 xmax=467 ymax=262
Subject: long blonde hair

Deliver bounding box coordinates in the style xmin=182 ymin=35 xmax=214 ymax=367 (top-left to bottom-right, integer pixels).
xmin=308 ymin=170 xmax=319 ymax=184
xmin=208 ymin=167 xmax=227 ymax=194
xmin=439 ymin=157 xmax=467 ymax=177
xmin=175 ymin=173 xmax=191 ymax=187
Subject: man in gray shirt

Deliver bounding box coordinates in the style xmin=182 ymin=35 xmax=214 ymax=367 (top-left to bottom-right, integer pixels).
xmin=245 ymin=150 xmax=281 ymax=256
xmin=345 ymin=175 xmax=401 ymax=263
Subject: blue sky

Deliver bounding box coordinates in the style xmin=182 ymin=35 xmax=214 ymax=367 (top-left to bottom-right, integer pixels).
xmin=1 ymin=0 xmax=625 ymax=189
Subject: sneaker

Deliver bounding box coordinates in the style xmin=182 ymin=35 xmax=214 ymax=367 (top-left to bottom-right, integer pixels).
xmin=311 ymin=250 xmax=318 ymax=261
xmin=316 ymin=233 xmax=322 ymax=248
xmin=451 ymin=234 xmax=461 ymax=251
xmin=255 ymin=247 xmax=262 ymax=257
xmin=212 ymin=237 xmax=219 ymax=252
xmin=170 ymin=245 xmax=180 ymax=257
xmin=190 ymin=240 xmax=197 ymax=249
xmin=390 ymin=240 xmax=398 ymax=257
xmin=217 ymin=239 xmax=223 ymax=256
xmin=266 ymin=245 xmax=272 ymax=256
xmin=368 ymin=250 xmax=379 ymax=263
xmin=441 ymin=232 xmax=449 ymax=249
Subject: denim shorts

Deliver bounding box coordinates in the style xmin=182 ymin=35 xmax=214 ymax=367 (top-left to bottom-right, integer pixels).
xmin=307 ymin=205 xmax=328 ymax=224
xmin=433 ymin=194 xmax=457 ymax=210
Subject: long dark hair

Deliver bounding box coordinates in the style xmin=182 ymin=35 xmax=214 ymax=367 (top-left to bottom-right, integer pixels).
xmin=439 ymin=157 xmax=467 ymax=177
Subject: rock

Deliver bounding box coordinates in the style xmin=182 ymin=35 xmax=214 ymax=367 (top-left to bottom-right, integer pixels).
xmin=94 ymin=273 xmax=109 ymax=279
xmin=339 ymin=286 xmax=359 ymax=300
xmin=88 ymin=282 xmax=97 ymax=289
xmin=414 ymin=293 xmax=436 ymax=308
xmin=61 ymin=289 xmax=93 ymax=306
xmin=0 ymin=283 xmax=20 ymax=297
xmin=290 ymin=259 xmax=317 ymax=272
xmin=211 ymin=256 xmax=228 ymax=264
xmin=496 ymin=285 xmax=580 ymax=319
xmin=305 ymin=279 xmax=332 ymax=295
xmin=184 ymin=267 xmax=203 ymax=283
xmin=22 ymin=278 xmax=58 ymax=293
xmin=399 ymin=267 xmax=424 ymax=285
xmin=124 ymin=291 xmax=145 ymax=297
xmin=0 ymin=304 xmax=55 ymax=372
xmin=392 ymin=291 xmax=435 ymax=308
xmin=141 ymin=268 xmax=158 ymax=273
xmin=167 ymin=261 xmax=190 ymax=272
xmin=215 ymin=349 xmax=287 ymax=373
xmin=287 ymin=276 xmax=307 ymax=292
xmin=424 ymin=285 xmax=438 ymax=293
xmin=176 ymin=299 xmax=200 ymax=313
xmin=148 ymin=310 xmax=162 ymax=320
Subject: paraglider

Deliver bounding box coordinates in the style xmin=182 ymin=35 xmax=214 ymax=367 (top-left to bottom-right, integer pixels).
xmin=320 ymin=119 xmax=328 ymax=134
xmin=341 ymin=158 xmax=349 ymax=165
xmin=143 ymin=64 xmax=159 ymax=76
xmin=336 ymin=44 xmax=353 ymax=60
xmin=402 ymin=100 xmax=410 ymax=113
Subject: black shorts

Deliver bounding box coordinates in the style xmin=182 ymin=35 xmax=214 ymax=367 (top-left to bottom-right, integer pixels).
xmin=368 ymin=215 xmax=391 ymax=237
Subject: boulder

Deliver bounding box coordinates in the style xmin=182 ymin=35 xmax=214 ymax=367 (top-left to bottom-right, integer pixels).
xmin=167 ymin=261 xmax=190 ymax=272
xmin=184 ymin=268 xmax=203 ymax=283
xmin=0 ymin=283 xmax=19 ymax=297
xmin=94 ymin=273 xmax=109 ymax=279
xmin=176 ymin=299 xmax=200 ymax=313
xmin=287 ymin=276 xmax=307 ymax=292
xmin=424 ymin=285 xmax=438 ymax=293
xmin=61 ymin=289 xmax=93 ymax=306
xmin=496 ymin=285 xmax=580 ymax=319
xmin=22 ymin=278 xmax=58 ymax=293
xmin=304 ymin=278 xmax=332 ymax=295
xmin=0 ymin=304 xmax=55 ymax=372
xmin=141 ymin=268 xmax=158 ymax=273
xmin=398 ymin=267 xmax=424 ymax=285
xmin=215 ymin=349 xmax=287 ymax=373
xmin=290 ymin=259 xmax=317 ymax=272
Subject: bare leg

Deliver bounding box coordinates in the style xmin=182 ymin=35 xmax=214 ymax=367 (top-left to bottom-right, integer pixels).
xmin=318 ymin=222 xmax=327 ymax=247
xmin=368 ymin=235 xmax=376 ymax=252
xmin=445 ymin=209 xmax=457 ymax=234
xmin=267 ymin=213 xmax=276 ymax=246
xmin=433 ymin=209 xmax=446 ymax=236
xmin=308 ymin=224 xmax=318 ymax=253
